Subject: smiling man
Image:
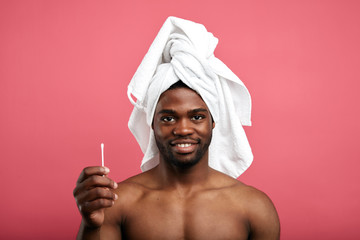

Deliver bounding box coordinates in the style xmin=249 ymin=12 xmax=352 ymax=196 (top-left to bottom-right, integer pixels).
xmin=152 ymin=81 xmax=214 ymax=169
xmin=73 ymin=17 xmax=280 ymax=239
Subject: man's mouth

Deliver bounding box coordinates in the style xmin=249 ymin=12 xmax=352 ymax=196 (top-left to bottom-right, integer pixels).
xmin=170 ymin=139 xmax=199 ymax=154
xmin=176 ymin=143 xmax=193 ymax=148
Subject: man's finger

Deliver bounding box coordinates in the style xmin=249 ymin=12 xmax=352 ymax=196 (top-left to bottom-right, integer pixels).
xmin=76 ymin=187 xmax=118 ymax=204
xmin=74 ymin=174 xmax=117 ymax=197
xmin=76 ymin=166 xmax=110 ymax=184
xmin=83 ymin=175 xmax=117 ymax=189
xmin=81 ymin=198 xmax=115 ymax=213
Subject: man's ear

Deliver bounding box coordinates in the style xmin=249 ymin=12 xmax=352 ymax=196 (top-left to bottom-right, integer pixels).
xmin=212 ymin=120 xmax=215 ymax=129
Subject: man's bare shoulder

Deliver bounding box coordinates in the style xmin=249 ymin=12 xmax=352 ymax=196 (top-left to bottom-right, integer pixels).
xmin=241 ymin=184 xmax=280 ymax=238
xmin=210 ymin=169 xmax=280 ymax=237
xmin=104 ymin=170 xmax=155 ymax=221
xmin=210 ymin=169 xmax=275 ymax=203
xmin=114 ymin=169 xmax=156 ymax=199
xmin=208 ymin=168 xmax=254 ymax=193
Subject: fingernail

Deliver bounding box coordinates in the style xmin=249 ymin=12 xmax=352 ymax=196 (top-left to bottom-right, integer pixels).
xmin=113 ymin=182 xmax=118 ymax=189
xmin=114 ymin=194 xmax=118 ymax=200
xmin=103 ymin=167 xmax=110 ymax=173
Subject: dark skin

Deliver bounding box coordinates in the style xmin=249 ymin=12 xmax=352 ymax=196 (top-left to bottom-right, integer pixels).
xmin=73 ymin=87 xmax=280 ymax=239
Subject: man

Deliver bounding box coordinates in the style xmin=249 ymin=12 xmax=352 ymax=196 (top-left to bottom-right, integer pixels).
xmin=74 ymin=17 xmax=280 ymax=239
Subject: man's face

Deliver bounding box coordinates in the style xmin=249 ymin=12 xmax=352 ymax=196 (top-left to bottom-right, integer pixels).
xmin=152 ymin=87 xmax=215 ymax=168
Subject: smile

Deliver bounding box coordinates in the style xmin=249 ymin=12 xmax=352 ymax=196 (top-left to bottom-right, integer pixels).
xmin=176 ymin=143 xmax=193 ymax=148
xmin=170 ymin=141 xmax=198 ymax=154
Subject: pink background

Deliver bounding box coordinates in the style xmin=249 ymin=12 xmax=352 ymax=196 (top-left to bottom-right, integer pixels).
xmin=1 ymin=0 xmax=359 ymax=239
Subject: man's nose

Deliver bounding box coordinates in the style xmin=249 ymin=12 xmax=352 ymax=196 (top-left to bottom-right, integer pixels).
xmin=173 ymin=119 xmax=194 ymax=136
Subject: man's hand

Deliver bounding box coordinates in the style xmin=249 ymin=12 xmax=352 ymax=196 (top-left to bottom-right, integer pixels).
xmin=73 ymin=166 xmax=118 ymax=228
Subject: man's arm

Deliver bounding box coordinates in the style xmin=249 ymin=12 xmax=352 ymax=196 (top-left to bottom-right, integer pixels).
xmin=246 ymin=188 xmax=280 ymax=240
xmin=73 ymin=166 xmax=121 ymax=240
xmin=76 ymin=215 xmax=122 ymax=240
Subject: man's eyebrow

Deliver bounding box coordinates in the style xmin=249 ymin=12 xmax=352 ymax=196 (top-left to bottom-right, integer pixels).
xmin=157 ymin=108 xmax=208 ymax=115
xmin=189 ymin=108 xmax=208 ymax=113
xmin=158 ymin=109 xmax=176 ymax=115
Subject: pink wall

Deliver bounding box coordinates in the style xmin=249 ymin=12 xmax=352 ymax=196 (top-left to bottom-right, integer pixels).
xmin=1 ymin=1 xmax=359 ymax=239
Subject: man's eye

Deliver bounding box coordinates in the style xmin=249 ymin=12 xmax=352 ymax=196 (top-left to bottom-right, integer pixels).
xmin=161 ymin=116 xmax=175 ymax=122
xmin=191 ymin=115 xmax=204 ymax=121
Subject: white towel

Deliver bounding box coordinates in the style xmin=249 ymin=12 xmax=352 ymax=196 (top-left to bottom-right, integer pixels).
xmin=128 ymin=16 xmax=253 ymax=178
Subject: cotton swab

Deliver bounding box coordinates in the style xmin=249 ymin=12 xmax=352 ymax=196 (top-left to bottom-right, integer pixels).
xmin=101 ymin=143 xmax=104 ymax=167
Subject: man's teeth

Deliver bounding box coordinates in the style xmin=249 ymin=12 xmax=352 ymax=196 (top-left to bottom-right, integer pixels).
xmin=177 ymin=143 xmax=192 ymax=147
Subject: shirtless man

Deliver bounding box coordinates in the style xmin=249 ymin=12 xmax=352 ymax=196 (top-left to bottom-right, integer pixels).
xmin=73 ymin=81 xmax=280 ymax=239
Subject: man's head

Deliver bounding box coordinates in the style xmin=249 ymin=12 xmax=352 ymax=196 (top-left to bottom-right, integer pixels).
xmin=128 ymin=17 xmax=253 ymax=177
xmin=152 ymin=81 xmax=215 ymax=169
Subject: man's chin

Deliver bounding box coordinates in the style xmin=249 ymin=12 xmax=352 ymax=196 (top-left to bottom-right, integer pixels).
xmin=167 ymin=154 xmax=201 ymax=169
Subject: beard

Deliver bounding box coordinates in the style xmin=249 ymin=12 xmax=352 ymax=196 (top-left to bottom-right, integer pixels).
xmin=154 ymin=134 xmax=212 ymax=169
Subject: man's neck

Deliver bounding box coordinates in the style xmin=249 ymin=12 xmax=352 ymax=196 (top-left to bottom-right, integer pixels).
xmin=156 ymin=155 xmax=212 ymax=194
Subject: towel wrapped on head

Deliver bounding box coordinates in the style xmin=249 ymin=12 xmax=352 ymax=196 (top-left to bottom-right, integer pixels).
xmin=128 ymin=16 xmax=253 ymax=178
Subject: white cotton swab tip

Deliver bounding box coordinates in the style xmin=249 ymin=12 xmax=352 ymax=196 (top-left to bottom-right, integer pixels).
xmin=101 ymin=143 xmax=104 ymax=167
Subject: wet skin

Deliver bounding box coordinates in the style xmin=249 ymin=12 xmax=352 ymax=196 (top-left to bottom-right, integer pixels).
xmin=74 ymin=87 xmax=280 ymax=240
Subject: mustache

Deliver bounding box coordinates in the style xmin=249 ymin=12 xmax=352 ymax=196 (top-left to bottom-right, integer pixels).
xmin=170 ymin=137 xmax=200 ymax=145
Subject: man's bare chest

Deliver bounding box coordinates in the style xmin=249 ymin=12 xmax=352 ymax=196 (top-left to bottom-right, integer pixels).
xmin=120 ymin=191 xmax=249 ymax=240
